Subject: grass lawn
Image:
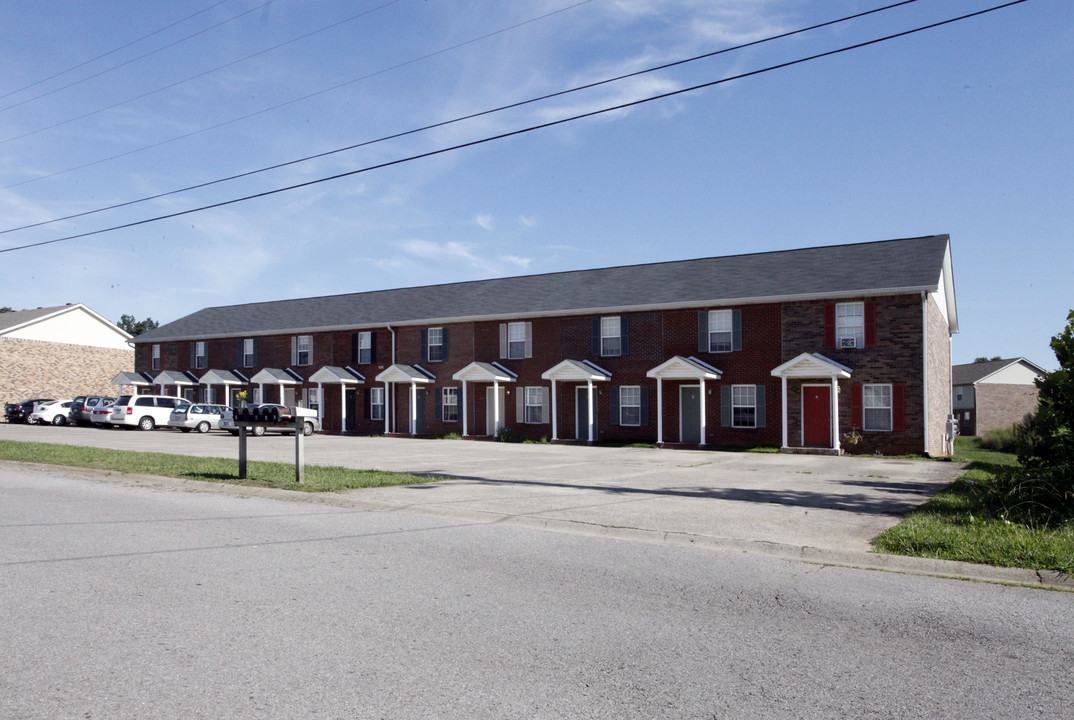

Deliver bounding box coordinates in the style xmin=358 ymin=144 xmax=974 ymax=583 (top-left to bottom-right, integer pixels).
xmin=0 ymin=440 xmax=444 ymax=493
xmin=872 ymin=436 xmax=1074 ymax=575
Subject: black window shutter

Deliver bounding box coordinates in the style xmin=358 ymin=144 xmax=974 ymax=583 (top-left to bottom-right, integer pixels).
xmin=732 ymin=309 xmax=742 ymax=351
xmin=621 ymin=315 xmax=629 ymax=356
xmin=351 ymin=333 xmax=358 ymax=364
xmin=721 ymin=386 xmax=732 ymax=427
xmin=370 ymin=332 xmax=377 ymax=364
xmin=610 ymin=385 xmax=620 ymax=426
xmin=698 ymin=311 xmax=708 ymax=353
xmin=442 ymin=327 xmax=449 ymax=360
xmin=756 ymin=385 xmax=766 ymax=428
xmin=592 ymin=318 xmax=601 ymax=356
xmin=420 ymin=329 xmax=428 ymax=362
xmin=435 ymin=389 xmax=443 ymax=422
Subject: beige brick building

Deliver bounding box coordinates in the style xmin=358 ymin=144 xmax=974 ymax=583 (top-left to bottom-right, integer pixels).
xmin=1 ymin=304 xmax=133 ymax=406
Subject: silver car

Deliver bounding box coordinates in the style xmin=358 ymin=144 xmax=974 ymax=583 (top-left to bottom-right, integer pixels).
xmin=168 ymin=403 xmax=229 ymax=433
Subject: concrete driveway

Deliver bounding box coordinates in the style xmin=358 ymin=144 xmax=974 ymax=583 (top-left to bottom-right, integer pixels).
xmin=0 ymin=423 xmax=964 ymax=558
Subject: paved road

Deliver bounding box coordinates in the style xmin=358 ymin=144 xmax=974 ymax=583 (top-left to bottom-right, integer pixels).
xmin=2 ymin=464 xmax=1071 ymax=720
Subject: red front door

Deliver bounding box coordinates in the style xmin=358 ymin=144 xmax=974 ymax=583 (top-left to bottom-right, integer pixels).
xmin=803 ymin=386 xmax=831 ymax=447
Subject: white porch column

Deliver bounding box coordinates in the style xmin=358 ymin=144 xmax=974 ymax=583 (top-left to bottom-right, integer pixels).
xmin=340 ymin=385 xmax=347 ymax=432
xmin=317 ymin=382 xmax=324 ymax=426
xmin=831 ymin=377 xmax=841 ymax=453
xmin=383 ymin=381 xmax=390 ymax=434
xmin=699 ymin=378 xmax=707 ymax=448
xmin=409 ymin=381 xmax=417 ymax=435
xmin=781 ymin=376 xmax=789 ymax=450
xmin=258 ymin=383 xmax=264 ymax=403
xmin=278 ymin=384 xmax=285 ymax=404
xmin=656 ymin=377 xmax=664 ymax=445
xmin=586 ymin=379 xmax=595 ymax=443
xmin=461 ymin=381 xmax=469 ymax=437
xmin=550 ymin=378 xmax=559 ymax=441
xmin=493 ymin=380 xmax=501 ymax=434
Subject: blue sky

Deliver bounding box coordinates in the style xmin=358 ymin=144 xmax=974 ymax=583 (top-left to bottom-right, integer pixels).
xmin=1 ymin=0 xmax=1070 ymax=369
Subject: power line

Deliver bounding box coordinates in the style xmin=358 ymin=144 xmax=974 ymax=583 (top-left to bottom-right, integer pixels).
xmin=0 ymin=0 xmax=233 ymax=103
xmin=0 ymin=0 xmax=1030 ymax=255
xmin=1 ymin=0 xmax=596 ymax=188
xmin=0 ymin=0 xmax=282 ymax=115
xmin=0 ymin=0 xmax=920 ymax=234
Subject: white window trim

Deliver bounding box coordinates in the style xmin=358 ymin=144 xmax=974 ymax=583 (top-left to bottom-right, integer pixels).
xmin=508 ymin=322 xmax=529 ymax=360
xmin=427 ymin=327 xmax=444 ymax=362
xmin=708 ymin=309 xmax=732 ymax=353
xmin=358 ymin=331 xmax=372 ymax=364
xmin=151 ymin=344 xmax=160 ymax=371
xmin=836 ymin=302 xmax=865 ymax=349
xmin=620 ymin=385 xmax=641 ymax=426
xmin=524 ymin=386 xmax=545 ymax=424
xmin=369 ymin=387 xmax=385 ymax=421
xmin=243 ymin=338 xmax=256 ymax=368
xmin=442 ymin=387 xmax=459 ymax=422
xmin=295 ymin=335 xmax=313 ymax=366
xmin=863 ymin=383 xmax=893 ymax=432
xmin=195 ymin=341 xmax=208 ymax=370
xmin=731 ymin=384 xmax=757 ymax=429
xmin=601 ymin=316 xmax=621 ymax=357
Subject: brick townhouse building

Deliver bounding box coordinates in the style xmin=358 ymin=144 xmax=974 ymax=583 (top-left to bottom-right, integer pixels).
xmin=133 ymin=235 xmax=958 ymax=455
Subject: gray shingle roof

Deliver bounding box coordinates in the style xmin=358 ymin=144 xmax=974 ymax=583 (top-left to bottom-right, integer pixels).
xmin=136 ymin=235 xmax=952 ymax=343
xmin=0 ymin=305 xmax=71 ymax=333
xmin=952 ymin=358 xmax=1044 ymax=386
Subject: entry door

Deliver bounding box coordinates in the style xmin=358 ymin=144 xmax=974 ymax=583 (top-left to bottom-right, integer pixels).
xmin=803 ymin=385 xmax=832 ymax=447
xmin=680 ymin=386 xmax=701 ymax=444
xmin=486 ymin=386 xmax=506 ymax=436
xmin=576 ymin=386 xmax=595 ymax=441
xmin=344 ymin=389 xmax=357 ymax=432
xmin=413 ymin=388 xmax=427 ymax=434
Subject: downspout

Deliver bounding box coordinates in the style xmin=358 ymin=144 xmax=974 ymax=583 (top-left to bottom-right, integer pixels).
xmin=387 ymin=325 xmax=396 ymax=433
xmin=922 ymin=291 xmax=929 ymax=456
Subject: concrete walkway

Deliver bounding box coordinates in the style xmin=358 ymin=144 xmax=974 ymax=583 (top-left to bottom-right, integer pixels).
xmin=2 ymin=423 xmax=1068 ymax=588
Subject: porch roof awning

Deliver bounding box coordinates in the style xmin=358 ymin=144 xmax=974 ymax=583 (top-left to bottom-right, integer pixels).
xmin=111 ymin=371 xmax=153 ymax=386
xmin=310 ymin=365 xmax=365 ymax=384
xmin=452 ymin=361 xmax=517 ymax=383
xmin=376 ymin=363 xmax=435 ymax=384
xmin=646 ymin=355 xmax=722 ymax=381
xmin=770 ymin=353 xmax=852 ymax=380
xmin=153 ymin=370 xmax=197 ymax=386
xmin=251 ymin=367 xmax=303 ymax=385
xmin=541 ymin=359 xmax=611 ymax=382
xmin=199 ymin=369 xmax=245 ymax=386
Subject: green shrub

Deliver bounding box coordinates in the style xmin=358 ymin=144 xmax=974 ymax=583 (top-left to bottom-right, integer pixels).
xmin=978 ymin=424 xmax=1021 ymax=453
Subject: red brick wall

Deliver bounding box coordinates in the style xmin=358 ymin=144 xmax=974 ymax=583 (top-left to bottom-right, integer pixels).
xmin=977 ymin=384 xmax=1039 ymax=435
xmin=2 ymin=338 xmax=133 ymax=404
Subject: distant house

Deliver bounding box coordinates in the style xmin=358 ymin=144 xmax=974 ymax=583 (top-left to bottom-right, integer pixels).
xmin=952 ymin=358 xmax=1046 ymax=436
xmin=0 ymin=304 xmax=133 ymax=403
xmin=133 ymin=235 xmax=958 ymax=456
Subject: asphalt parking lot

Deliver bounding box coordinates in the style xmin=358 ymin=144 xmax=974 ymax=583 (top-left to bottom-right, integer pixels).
xmin=0 ymin=421 xmax=968 ymax=561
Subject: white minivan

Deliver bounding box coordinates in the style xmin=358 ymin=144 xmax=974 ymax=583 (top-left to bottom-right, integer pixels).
xmin=110 ymin=394 xmax=191 ymax=431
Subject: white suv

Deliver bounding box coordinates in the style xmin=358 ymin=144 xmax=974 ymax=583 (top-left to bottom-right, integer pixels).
xmin=110 ymin=394 xmax=191 ymax=431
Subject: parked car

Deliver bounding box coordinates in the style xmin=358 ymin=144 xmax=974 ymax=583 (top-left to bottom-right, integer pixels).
xmin=70 ymin=396 xmax=116 ymax=426
xmin=4 ymin=398 xmax=54 ymax=424
xmin=169 ymin=403 xmax=229 ymax=433
xmin=87 ymin=399 xmax=117 ymax=427
xmin=220 ymin=404 xmax=319 ymax=437
xmin=28 ymin=399 xmax=74 ymax=425
xmin=109 ymin=394 xmax=191 ymax=430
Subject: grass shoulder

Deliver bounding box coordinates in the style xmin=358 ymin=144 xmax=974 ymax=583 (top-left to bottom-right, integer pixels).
xmin=0 ymin=440 xmax=444 ymax=493
xmin=872 ymin=436 xmax=1074 ymax=574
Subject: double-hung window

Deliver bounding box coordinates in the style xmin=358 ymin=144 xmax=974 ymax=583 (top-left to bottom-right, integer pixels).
xmin=242 ymin=338 xmax=256 ymax=368
xmin=600 ymin=316 xmax=621 ymax=357
xmin=369 ymin=387 xmax=385 ymax=421
xmin=305 ymin=388 xmax=319 ymax=412
xmin=524 ymin=386 xmax=545 ymax=424
xmin=194 ymin=341 xmax=207 ymax=369
xmin=863 ymin=384 xmax=892 ymax=431
xmin=294 ymin=335 xmax=313 ymax=366
xmin=506 ymin=322 xmax=529 ymax=360
xmin=357 ymin=332 xmax=373 ymax=364
xmin=619 ymin=386 xmax=641 ymax=426
xmin=151 ymin=344 xmax=160 ymax=371
xmin=731 ymin=385 xmax=757 ymax=428
xmin=836 ymin=302 xmax=865 ymax=349
xmin=708 ymin=310 xmax=733 ymax=353
xmin=441 ymin=387 xmax=458 ymax=422
xmin=427 ymin=327 xmax=444 ymax=362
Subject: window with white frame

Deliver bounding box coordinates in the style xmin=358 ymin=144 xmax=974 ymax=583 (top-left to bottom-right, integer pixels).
xmin=357 ymin=332 xmax=372 ymax=364
xmin=619 ymin=386 xmax=641 ymax=426
xmin=369 ymin=387 xmax=385 ymax=421
xmin=151 ymin=344 xmax=160 ymax=371
xmin=731 ymin=385 xmax=757 ymax=428
xmin=194 ymin=341 xmax=207 ymax=369
xmin=508 ymin=322 xmax=527 ymax=360
xmin=295 ymin=335 xmax=313 ymax=366
xmin=242 ymin=338 xmax=256 ymax=368
xmin=708 ymin=310 xmax=733 ymax=353
xmin=836 ymin=302 xmax=865 ymax=349
xmin=305 ymin=387 xmax=319 ymax=412
xmin=427 ymin=327 xmax=444 ymax=362
xmin=524 ymin=386 xmax=545 ymax=424
xmin=441 ymin=387 xmax=458 ymax=422
xmin=863 ymin=384 xmax=892 ymax=431
xmin=600 ymin=316 xmax=621 ymax=357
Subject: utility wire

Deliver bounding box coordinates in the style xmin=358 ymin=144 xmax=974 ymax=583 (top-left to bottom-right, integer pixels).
xmin=0 ymin=0 xmax=282 ymax=115
xmin=0 ymin=0 xmax=919 ymax=234
xmin=0 ymin=0 xmax=233 ymax=103
xmin=1 ymin=0 xmax=596 ymax=186
xmin=0 ymin=0 xmax=1029 ymax=255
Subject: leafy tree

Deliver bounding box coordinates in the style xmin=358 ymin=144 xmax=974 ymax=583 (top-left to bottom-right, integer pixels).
xmin=0 ymin=306 xmax=12 ymax=313
xmin=973 ymin=356 xmax=1003 ymax=363
xmin=117 ymin=314 xmax=159 ymax=336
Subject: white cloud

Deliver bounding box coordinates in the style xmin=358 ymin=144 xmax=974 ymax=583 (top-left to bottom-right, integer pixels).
xmin=475 ymin=213 xmax=494 ymax=231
